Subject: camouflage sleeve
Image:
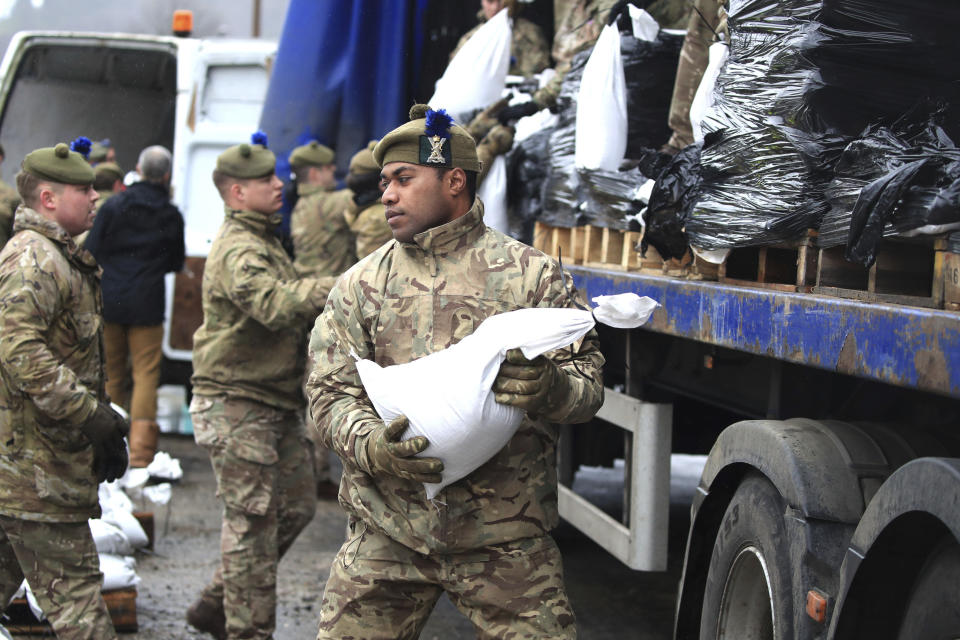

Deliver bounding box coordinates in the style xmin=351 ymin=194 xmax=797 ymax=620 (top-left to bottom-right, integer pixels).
xmin=306 ymin=277 xmax=382 ymax=474
xmin=220 ymin=245 xmax=333 ymax=330
xmin=0 ymin=248 xmax=96 ymax=423
xmin=532 ymin=59 xmax=570 ymax=110
xmin=512 ymin=19 xmax=551 ymax=78
xmin=537 ymin=262 xmax=605 ymax=424
xmin=477 ymin=125 xmax=515 ymax=184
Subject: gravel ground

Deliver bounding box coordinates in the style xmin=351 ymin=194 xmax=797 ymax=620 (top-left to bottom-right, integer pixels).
xmin=9 ymin=433 xmax=688 ymax=639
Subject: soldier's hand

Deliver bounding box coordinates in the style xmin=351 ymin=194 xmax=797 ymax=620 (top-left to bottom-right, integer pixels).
xmin=493 ymin=348 xmax=570 ymax=416
xmin=79 ymin=402 xmax=130 ymax=483
xmin=481 ymin=124 xmax=516 ymax=156
xmin=366 ymin=415 xmax=443 ymax=484
xmin=496 ymin=101 xmax=540 ymax=126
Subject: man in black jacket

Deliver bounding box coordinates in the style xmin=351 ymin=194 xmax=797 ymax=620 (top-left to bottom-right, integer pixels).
xmin=85 ymin=145 xmax=185 ymax=468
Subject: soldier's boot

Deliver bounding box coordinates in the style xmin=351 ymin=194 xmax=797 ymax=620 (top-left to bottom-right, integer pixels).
xmin=185 ymin=595 xmax=226 ymax=640
xmin=128 ymin=419 xmax=159 ymax=468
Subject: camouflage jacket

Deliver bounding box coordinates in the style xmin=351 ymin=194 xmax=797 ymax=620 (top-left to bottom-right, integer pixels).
xmin=452 ymin=14 xmax=551 ymax=79
xmin=291 ymin=184 xmax=356 ymax=278
xmin=307 ymin=199 xmax=605 ymax=554
xmin=0 ymin=207 xmax=106 ymax=522
xmin=344 ymin=199 xmax=392 ymax=260
xmin=191 ymin=206 xmax=333 ymax=411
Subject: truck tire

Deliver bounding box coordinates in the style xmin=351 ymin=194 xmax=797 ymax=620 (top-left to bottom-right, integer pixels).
xmin=699 ymin=473 xmax=792 ymax=640
xmin=895 ymin=537 xmax=960 ymax=640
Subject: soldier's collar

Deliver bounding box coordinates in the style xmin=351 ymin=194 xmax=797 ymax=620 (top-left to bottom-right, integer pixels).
xmin=225 ymin=206 xmax=282 ymax=234
xmin=13 ymin=206 xmax=100 ymax=272
xmin=410 ymin=198 xmax=485 ymax=255
xmin=296 ymin=182 xmax=325 ymax=197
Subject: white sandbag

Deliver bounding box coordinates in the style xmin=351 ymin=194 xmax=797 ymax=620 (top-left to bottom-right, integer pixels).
xmin=356 ymin=293 xmax=659 ymax=499
xmin=477 ymin=155 xmax=509 ymax=234
xmin=101 ymin=507 xmax=149 ymax=550
xmin=628 ymin=6 xmax=660 ymax=42
xmin=690 ymin=42 xmax=729 ymax=144
xmin=99 ymin=553 xmax=140 ymax=591
xmin=429 ymin=8 xmax=511 ymax=122
xmin=146 ymin=451 xmax=183 ymax=481
xmin=143 ymin=482 xmax=173 ymax=505
xmin=89 ymin=518 xmax=134 ymax=556
xmin=98 ymin=481 xmax=133 ymax=513
xmin=575 ymin=23 xmax=628 ymax=170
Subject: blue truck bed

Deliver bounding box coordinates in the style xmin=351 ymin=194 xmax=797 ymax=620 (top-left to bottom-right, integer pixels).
xmin=570 ymin=265 xmax=960 ymax=399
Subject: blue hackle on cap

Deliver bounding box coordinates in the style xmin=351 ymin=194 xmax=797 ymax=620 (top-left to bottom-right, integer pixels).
xmin=70 ymin=136 xmax=92 ymax=158
xmin=424 ymin=109 xmax=453 ymax=139
xmin=251 ymin=130 xmax=268 ymax=148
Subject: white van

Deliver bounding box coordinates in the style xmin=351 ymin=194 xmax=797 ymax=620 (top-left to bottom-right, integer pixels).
xmin=0 ymin=30 xmax=276 ymax=385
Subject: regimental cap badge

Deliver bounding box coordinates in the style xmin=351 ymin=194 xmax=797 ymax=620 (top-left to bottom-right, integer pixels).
xmin=419 ymin=106 xmax=453 ymax=167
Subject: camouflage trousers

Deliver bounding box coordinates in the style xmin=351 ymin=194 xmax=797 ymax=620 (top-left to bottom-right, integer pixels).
xmin=316 ymin=520 xmax=576 ymax=639
xmin=666 ymin=0 xmax=722 ymax=150
xmin=191 ymin=395 xmax=317 ymax=640
xmin=0 ymin=515 xmax=116 ymax=640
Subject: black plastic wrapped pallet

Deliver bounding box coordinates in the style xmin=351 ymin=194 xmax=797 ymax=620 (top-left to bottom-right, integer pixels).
xmin=818 ymin=120 xmax=960 ymax=266
xmin=687 ymin=0 xmax=832 ymax=251
xmin=803 ymin=0 xmax=960 ymax=141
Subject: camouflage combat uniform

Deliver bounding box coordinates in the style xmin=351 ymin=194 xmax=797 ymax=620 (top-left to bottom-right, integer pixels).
xmin=307 ymin=199 xmax=605 ymax=639
xmin=451 ymin=13 xmax=551 ymax=79
xmin=344 ymin=198 xmax=392 ymax=260
xmin=190 ymin=206 xmax=333 ymax=640
xmin=666 ymin=0 xmax=724 ymax=150
xmin=0 ymin=207 xmax=116 ymax=640
xmin=290 ymin=184 xmax=356 ymax=278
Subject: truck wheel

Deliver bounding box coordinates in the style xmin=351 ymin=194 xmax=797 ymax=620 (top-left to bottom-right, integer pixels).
xmin=699 ymin=473 xmax=792 ymax=640
xmin=895 ymin=537 xmax=960 ymax=639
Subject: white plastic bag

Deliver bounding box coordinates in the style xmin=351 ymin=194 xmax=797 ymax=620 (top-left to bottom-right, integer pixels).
xmin=477 ymin=155 xmax=509 ymax=234
xmin=429 ymin=8 xmax=511 ymax=122
xmin=690 ymin=42 xmax=729 ymax=144
xmin=628 ymin=6 xmax=660 ymax=42
xmin=90 ymin=519 xmax=134 ymax=556
xmin=99 ymin=554 xmax=140 ymax=591
xmin=575 ymin=23 xmax=628 ymax=170
xmin=356 ymin=293 xmax=659 ymax=499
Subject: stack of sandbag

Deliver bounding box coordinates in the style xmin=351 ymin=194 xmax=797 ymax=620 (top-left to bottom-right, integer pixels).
xmin=807 ymin=0 xmax=960 ymax=264
xmin=687 ymin=0 xmax=829 ymax=251
xmin=540 ymin=20 xmax=683 ymax=230
xmin=818 ymin=119 xmax=960 ymax=265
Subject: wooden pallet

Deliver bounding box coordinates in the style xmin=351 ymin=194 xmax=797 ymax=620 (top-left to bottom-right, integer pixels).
xmin=718 ymin=230 xmax=818 ymax=292
xmin=5 ymin=587 xmax=138 ymax=634
xmin=532 ymin=222 xmax=719 ymax=279
xmin=814 ymin=235 xmax=956 ymax=309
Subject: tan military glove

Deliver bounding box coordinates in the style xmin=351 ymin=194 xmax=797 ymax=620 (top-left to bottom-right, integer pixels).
xmin=79 ymin=402 xmax=129 ymax=483
xmin=365 ymin=415 xmax=443 ymax=483
xmin=493 ymin=348 xmax=572 ymax=417
xmin=481 ymin=124 xmax=516 ymax=156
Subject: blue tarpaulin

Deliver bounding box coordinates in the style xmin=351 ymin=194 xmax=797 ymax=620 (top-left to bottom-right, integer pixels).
xmin=259 ymin=0 xmax=429 ymax=231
